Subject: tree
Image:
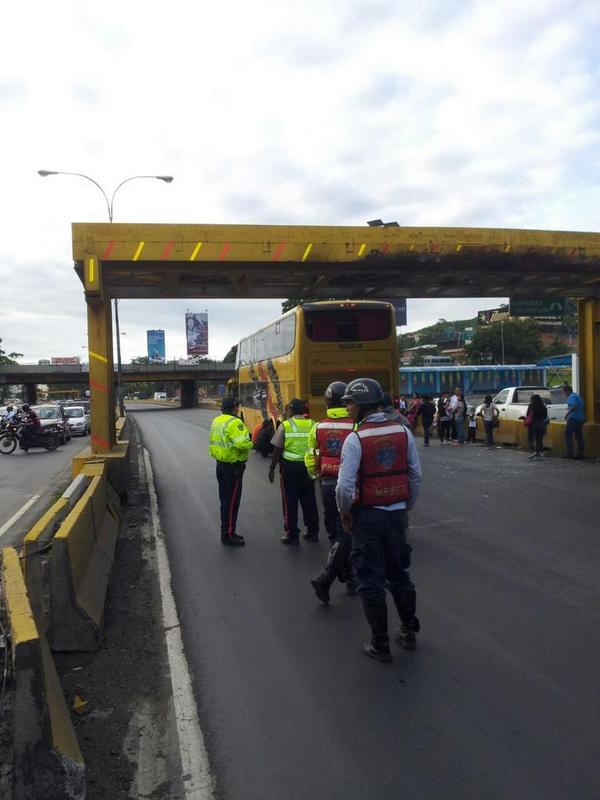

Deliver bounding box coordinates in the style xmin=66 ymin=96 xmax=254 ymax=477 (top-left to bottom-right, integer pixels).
xmin=223 ymin=344 xmax=238 ymax=363
xmin=0 ymin=337 xmax=22 ymax=365
xmin=465 ymin=319 xmax=543 ymax=364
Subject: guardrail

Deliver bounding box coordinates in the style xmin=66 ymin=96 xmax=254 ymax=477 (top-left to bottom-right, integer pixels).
xmin=2 ymin=548 xmax=85 ymax=799
xmin=0 ymin=412 xmax=131 ymax=797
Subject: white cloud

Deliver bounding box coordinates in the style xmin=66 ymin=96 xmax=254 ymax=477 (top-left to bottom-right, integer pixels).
xmin=1 ymin=0 xmax=599 ymax=361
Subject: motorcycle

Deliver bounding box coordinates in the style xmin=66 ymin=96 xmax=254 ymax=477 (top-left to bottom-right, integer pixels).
xmin=0 ymin=419 xmax=61 ymax=454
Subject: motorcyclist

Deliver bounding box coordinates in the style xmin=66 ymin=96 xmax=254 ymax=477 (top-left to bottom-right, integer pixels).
xmin=19 ymin=403 xmax=41 ymax=451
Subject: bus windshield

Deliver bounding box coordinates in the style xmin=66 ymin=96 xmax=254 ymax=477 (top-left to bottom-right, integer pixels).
xmin=304 ymin=308 xmax=391 ymax=342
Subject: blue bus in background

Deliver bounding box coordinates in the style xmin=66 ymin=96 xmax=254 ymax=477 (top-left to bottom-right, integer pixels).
xmin=400 ymin=365 xmax=548 ymax=397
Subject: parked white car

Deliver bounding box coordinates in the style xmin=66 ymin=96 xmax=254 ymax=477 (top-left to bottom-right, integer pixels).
xmin=492 ymin=386 xmax=568 ymax=422
xmin=63 ymin=405 xmax=90 ymax=436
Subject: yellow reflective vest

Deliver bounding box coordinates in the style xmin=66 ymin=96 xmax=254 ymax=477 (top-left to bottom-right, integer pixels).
xmin=281 ymin=417 xmax=315 ymax=462
xmin=208 ymin=414 xmax=252 ymax=463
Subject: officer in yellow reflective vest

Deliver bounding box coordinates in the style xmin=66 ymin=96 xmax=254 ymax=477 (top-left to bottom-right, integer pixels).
xmin=209 ymin=396 xmax=252 ymax=546
xmin=268 ymin=398 xmax=320 ymax=545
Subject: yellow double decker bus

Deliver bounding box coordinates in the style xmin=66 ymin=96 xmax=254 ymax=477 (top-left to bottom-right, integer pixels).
xmin=235 ymin=301 xmax=400 ymax=429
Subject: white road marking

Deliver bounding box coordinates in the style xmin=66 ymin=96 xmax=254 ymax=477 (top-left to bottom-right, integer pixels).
xmin=143 ymin=448 xmax=215 ymax=800
xmin=0 ymin=494 xmax=40 ymax=542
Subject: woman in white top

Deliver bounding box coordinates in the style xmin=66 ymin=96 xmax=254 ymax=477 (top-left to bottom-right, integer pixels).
xmin=476 ymin=395 xmax=499 ymax=447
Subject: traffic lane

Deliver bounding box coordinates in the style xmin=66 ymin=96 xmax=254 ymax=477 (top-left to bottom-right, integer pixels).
xmin=133 ymin=407 xmax=600 ymax=800
xmin=0 ymin=436 xmax=82 ymax=547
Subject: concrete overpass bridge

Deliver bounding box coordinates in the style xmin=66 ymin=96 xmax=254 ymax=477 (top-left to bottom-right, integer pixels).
xmin=0 ymin=361 xmax=234 ymax=406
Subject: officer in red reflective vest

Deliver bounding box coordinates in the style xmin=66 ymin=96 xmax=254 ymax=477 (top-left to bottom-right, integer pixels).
xmin=305 ymin=381 xmax=357 ymax=604
xmin=337 ymin=378 xmax=422 ymax=663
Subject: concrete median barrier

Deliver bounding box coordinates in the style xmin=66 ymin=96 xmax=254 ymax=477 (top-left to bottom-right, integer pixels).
xmin=71 ymin=440 xmax=130 ymax=500
xmin=2 ymin=547 xmax=85 ymax=800
xmin=22 ymin=473 xmax=91 ymax=631
xmin=49 ymin=463 xmax=120 ymax=652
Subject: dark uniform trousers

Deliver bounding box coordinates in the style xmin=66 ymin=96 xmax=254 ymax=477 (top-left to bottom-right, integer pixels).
xmin=216 ymin=461 xmax=246 ymax=537
xmin=320 ymin=480 xmax=352 ymax=578
xmin=350 ymin=506 xmax=414 ymax=602
xmin=279 ymin=461 xmax=319 ymax=538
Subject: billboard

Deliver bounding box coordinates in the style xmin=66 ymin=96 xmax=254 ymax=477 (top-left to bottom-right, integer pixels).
xmin=477 ymin=307 xmax=510 ymax=325
xmin=51 ymin=356 xmax=81 ymax=365
xmin=147 ymin=329 xmax=166 ymax=363
xmin=186 ymin=312 xmax=208 ymax=356
xmin=391 ymin=299 xmax=407 ymax=326
xmin=509 ymin=298 xmax=565 ymax=320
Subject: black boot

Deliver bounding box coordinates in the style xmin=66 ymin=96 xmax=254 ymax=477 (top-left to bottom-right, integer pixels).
xmin=310 ymin=569 xmax=334 ymax=604
xmin=361 ymin=599 xmax=392 ymax=663
xmin=221 ymin=533 xmax=245 ymax=547
xmin=281 ymin=532 xmax=300 ymax=545
xmin=391 ymin=590 xmax=420 ymax=650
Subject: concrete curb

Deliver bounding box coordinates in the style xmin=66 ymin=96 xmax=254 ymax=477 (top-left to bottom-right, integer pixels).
xmin=49 ymin=464 xmax=120 ymax=652
xmin=2 ymin=547 xmax=85 ymax=799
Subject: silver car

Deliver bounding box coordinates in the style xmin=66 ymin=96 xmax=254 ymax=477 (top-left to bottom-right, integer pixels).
xmin=63 ymin=405 xmax=90 ymax=436
xmin=32 ymin=404 xmax=71 ymax=444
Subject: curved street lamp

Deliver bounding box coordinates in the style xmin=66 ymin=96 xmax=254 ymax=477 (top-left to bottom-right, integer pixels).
xmin=37 ymin=170 xmax=174 ymax=416
xmin=37 ymin=170 xmax=173 ymax=222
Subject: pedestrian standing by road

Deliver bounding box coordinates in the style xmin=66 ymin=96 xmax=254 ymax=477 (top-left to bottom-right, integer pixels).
xmin=417 ymin=394 xmax=436 ymax=446
xmin=437 ymin=392 xmax=452 ymax=444
xmin=305 ymin=382 xmax=357 ymax=603
xmin=466 ymin=406 xmax=477 ymax=444
xmin=525 ymin=393 xmax=548 ymax=459
xmin=269 ymin=399 xmax=320 ymax=545
xmin=562 ymin=383 xmax=585 ymax=459
xmin=208 ymin=397 xmax=252 ymax=546
xmin=449 ymin=389 xmax=466 ymax=446
xmin=336 ymin=378 xmax=422 ymax=663
xmin=476 ymin=395 xmax=499 ymax=447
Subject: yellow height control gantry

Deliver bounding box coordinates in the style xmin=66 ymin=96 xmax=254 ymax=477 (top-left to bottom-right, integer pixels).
xmin=72 ymin=223 xmax=600 ymax=453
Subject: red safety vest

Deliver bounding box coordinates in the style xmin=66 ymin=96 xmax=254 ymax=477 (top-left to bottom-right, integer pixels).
xmin=356 ymin=421 xmax=409 ymax=506
xmin=315 ymin=418 xmax=355 ymax=478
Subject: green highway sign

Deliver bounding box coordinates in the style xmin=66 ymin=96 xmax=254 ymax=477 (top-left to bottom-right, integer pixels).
xmin=509 ymin=298 xmax=566 ymax=319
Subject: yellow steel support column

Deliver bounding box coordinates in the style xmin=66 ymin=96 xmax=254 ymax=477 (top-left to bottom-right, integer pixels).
xmin=578 ymin=298 xmax=600 ymax=425
xmin=85 ymin=254 xmax=116 ymax=452
xmin=577 ymin=298 xmax=600 ymax=457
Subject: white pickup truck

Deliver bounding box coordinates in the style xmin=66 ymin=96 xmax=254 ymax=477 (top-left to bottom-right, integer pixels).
xmin=492 ymin=386 xmax=568 ymax=422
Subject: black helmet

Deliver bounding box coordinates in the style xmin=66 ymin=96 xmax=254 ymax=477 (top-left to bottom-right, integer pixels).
xmin=22 ymin=403 xmax=31 ymax=412
xmin=324 ymin=381 xmax=347 ymax=406
xmin=288 ymin=398 xmax=306 ymax=414
xmin=6 ymin=405 xmax=13 ymax=412
xmin=341 ymin=378 xmax=383 ymax=406
xmin=221 ymin=396 xmax=238 ymax=412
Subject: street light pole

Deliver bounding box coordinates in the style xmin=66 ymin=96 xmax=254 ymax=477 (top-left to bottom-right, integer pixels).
xmin=500 ymin=320 xmax=506 ymax=365
xmin=38 ymin=170 xmax=173 ymax=420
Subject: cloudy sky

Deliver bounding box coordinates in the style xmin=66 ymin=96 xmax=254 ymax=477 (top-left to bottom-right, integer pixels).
xmin=1 ymin=1 xmax=599 ymax=362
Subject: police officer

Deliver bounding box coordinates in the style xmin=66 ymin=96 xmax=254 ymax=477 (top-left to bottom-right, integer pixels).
xmin=208 ymin=397 xmax=252 ymax=546
xmin=305 ymin=382 xmax=356 ymax=603
xmin=269 ymin=399 xmax=319 ymax=545
xmin=337 ymin=378 xmax=422 ymax=663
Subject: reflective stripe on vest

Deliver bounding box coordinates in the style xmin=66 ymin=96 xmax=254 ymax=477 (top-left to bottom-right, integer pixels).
xmin=282 ymin=417 xmax=314 ymax=461
xmin=209 ymin=415 xmax=248 ymax=463
xmin=315 ymin=418 xmax=355 ymax=478
xmin=356 ymin=421 xmax=409 ymax=506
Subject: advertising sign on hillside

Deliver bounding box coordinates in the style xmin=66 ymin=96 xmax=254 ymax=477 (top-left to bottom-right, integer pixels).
xmin=147 ymin=329 xmax=166 ymax=363
xmin=509 ymin=298 xmax=565 ymax=320
xmin=186 ymin=312 xmax=208 ymax=356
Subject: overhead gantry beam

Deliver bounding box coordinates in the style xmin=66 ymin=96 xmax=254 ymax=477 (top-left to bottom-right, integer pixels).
xmin=73 ymin=223 xmax=600 ymax=300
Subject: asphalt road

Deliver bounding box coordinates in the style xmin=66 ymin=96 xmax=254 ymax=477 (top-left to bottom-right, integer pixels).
xmin=132 ymin=405 xmax=600 ymax=800
xmin=0 ymin=433 xmax=87 ymax=548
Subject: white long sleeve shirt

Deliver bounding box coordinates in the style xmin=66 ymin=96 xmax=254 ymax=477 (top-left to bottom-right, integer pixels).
xmin=336 ymin=412 xmax=422 ymax=514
